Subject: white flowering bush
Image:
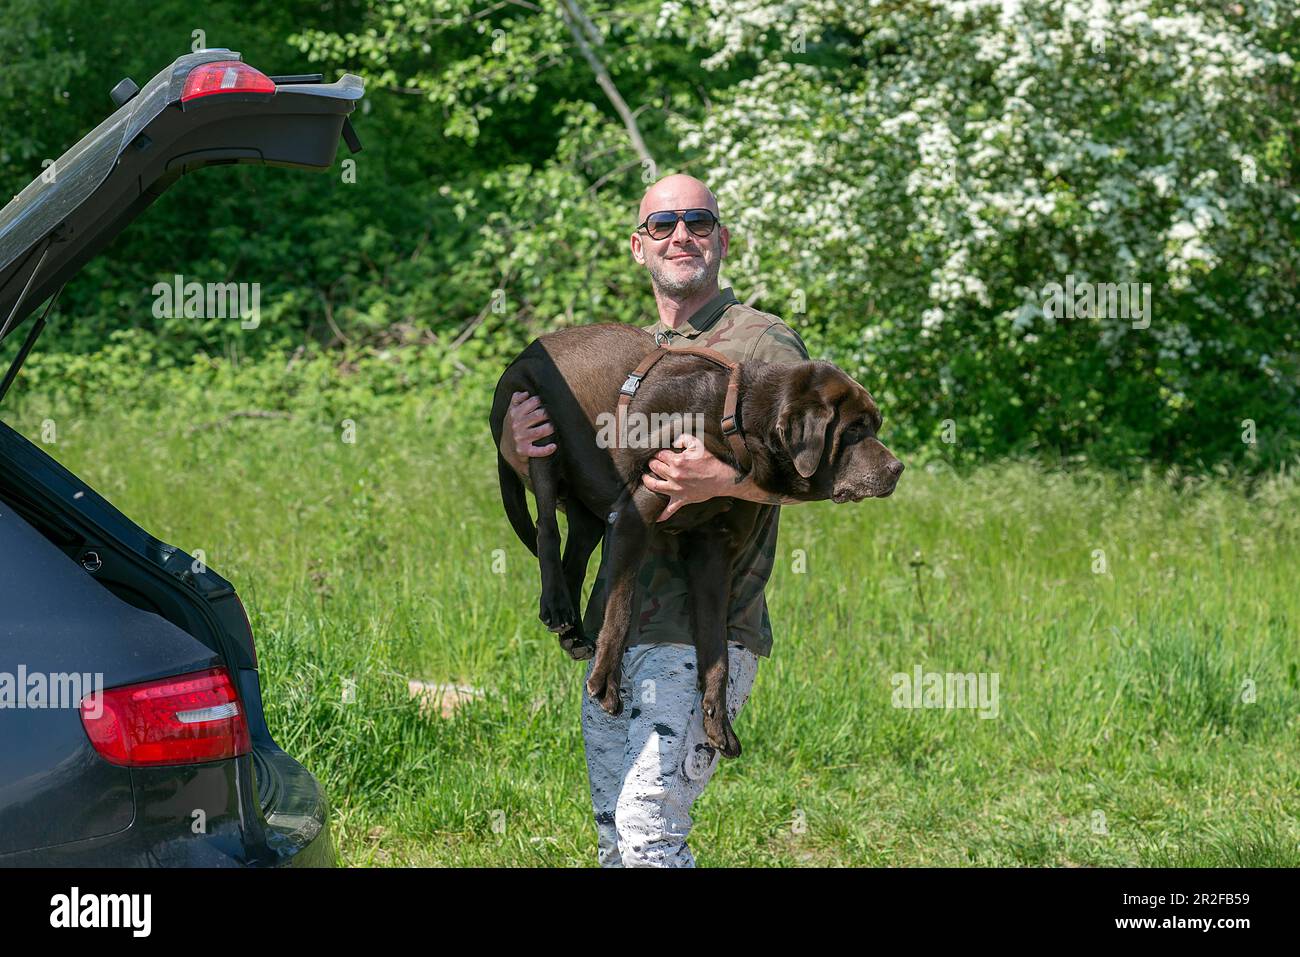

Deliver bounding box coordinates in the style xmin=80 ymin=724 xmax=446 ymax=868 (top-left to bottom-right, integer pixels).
xmin=672 ymin=0 xmax=1298 ymax=468
xmin=288 ymin=0 xmax=1296 ymax=470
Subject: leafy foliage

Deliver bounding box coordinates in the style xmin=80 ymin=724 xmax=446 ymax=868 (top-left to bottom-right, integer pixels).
xmin=1 ymin=0 xmax=1296 ymax=472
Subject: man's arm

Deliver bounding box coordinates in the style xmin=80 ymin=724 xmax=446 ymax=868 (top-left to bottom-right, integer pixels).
xmin=644 ymin=320 xmax=811 ymax=521
xmin=729 ymin=470 xmax=801 ymax=506
xmin=644 ymin=433 xmax=802 ymax=521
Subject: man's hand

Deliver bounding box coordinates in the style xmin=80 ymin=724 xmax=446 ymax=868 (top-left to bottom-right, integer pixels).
xmin=642 ymin=432 xmax=804 ymax=521
xmin=502 ymin=391 xmax=557 ymax=473
xmin=642 ymin=433 xmax=741 ymax=522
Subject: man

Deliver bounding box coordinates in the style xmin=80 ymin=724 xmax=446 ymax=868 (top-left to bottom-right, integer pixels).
xmin=501 ymin=173 xmax=809 ymax=867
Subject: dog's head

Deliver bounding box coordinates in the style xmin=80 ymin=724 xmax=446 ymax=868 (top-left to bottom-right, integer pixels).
xmin=767 ymin=362 xmax=903 ymax=502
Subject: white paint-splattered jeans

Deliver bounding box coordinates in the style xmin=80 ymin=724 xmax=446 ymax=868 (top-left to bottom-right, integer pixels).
xmin=581 ymin=640 xmax=760 ymax=868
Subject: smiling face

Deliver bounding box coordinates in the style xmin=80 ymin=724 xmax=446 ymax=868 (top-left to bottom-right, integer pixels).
xmin=771 ymin=362 xmax=904 ymax=503
xmin=630 ymin=174 xmax=731 ymax=299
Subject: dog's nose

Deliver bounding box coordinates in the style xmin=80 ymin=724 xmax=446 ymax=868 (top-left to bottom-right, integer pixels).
xmin=887 ymin=458 xmax=905 ymax=478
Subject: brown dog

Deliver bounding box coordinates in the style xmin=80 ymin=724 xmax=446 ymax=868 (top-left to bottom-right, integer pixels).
xmin=490 ymin=323 xmax=902 ymax=757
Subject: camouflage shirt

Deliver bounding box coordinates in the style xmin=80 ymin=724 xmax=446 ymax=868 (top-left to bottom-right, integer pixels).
xmin=581 ymin=286 xmax=811 ymax=658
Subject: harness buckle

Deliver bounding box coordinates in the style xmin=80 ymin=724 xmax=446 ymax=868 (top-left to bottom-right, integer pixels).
xmin=721 ymin=413 xmax=738 ymax=436
xmin=620 ymin=373 xmax=642 ymax=397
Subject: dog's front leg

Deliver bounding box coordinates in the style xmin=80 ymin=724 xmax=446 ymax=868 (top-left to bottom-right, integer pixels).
xmin=585 ymin=484 xmax=664 ymax=715
xmin=682 ymin=532 xmax=741 ymax=758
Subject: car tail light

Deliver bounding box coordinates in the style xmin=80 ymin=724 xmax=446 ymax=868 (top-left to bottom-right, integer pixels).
xmin=80 ymin=667 xmax=251 ymax=767
xmin=181 ymin=61 xmax=275 ymax=103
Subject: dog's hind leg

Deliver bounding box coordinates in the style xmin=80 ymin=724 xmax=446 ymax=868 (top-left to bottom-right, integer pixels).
xmin=556 ymin=504 xmax=604 ymax=660
xmin=530 ymin=453 xmax=578 ymax=635
xmin=585 ymin=484 xmax=664 ymax=715
xmin=681 ymin=533 xmax=742 ymax=758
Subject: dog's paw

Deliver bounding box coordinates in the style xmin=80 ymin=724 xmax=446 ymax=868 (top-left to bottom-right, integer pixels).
xmin=558 ymin=625 xmax=595 ymax=660
xmin=538 ymin=588 xmax=578 ymax=634
xmin=585 ymin=669 xmax=623 ymax=717
xmin=702 ymin=702 xmax=742 ymax=759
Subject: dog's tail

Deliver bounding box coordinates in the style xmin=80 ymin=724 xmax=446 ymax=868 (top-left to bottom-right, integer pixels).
xmin=498 ymin=451 xmax=538 ymax=557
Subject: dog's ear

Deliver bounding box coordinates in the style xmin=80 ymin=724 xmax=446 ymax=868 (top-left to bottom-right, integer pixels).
xmin=777 ymin=397 xmax=834 ymax=479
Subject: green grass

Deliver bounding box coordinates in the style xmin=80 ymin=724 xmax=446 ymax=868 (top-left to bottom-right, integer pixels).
xmin=7 ymin=400 xmax=1300 ymax=866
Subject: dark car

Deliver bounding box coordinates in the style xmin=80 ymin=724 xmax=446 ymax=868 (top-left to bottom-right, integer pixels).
xmin=0 ymin=49 xmax=363 ymax=865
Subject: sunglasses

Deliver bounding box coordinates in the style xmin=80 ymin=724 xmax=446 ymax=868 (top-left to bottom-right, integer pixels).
xmin=636 ymin=208 xmax=720 ymax=240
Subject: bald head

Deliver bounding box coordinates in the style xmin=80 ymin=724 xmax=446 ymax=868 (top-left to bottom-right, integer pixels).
xmin=636 ymin=174 xmax=720 ymax=228
xmin=630 ymin=173 xmax=730 ymax=306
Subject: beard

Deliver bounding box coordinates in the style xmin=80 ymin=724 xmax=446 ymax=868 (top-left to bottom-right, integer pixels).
xmin=646 ymin=250 xmax=722 ymax=298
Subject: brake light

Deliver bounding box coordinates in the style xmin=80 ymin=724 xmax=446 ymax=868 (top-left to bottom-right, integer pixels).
xmin=80 ymin=667 xmax=251 ymax=767
xmin=181 ymin=61 xmax=275 ymax=103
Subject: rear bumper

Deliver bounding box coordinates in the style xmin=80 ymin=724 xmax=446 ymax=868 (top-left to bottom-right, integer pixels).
xmin=0 ymin=749 xmax=333 ymax=868
xmin=255 ymin=744 xmax=336 ymax=868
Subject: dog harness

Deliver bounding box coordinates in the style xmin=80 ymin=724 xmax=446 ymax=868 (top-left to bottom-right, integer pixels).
xmin=616 ymin=343 xmax=753 ymax=478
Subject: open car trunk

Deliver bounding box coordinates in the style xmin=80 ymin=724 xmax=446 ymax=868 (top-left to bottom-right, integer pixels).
xmin=0 ymin=49 xmax=360 ymax=861
xmin=0 ymin=48 xmax=363 ymax=360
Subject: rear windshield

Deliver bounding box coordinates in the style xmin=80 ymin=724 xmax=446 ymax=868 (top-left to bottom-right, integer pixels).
xmin=0 ymin=51 xmax=236 ymax=277
xmin=0 ymin=77 xmax=170 ymax=276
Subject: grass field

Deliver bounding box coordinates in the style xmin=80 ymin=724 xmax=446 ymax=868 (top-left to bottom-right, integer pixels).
xmin=9 ymin=399 xmax=1300 ymax=867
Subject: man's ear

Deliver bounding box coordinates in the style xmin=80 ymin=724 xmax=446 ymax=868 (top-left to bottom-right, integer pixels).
xmin=777 ymin=398 xmax=833 ymax=479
